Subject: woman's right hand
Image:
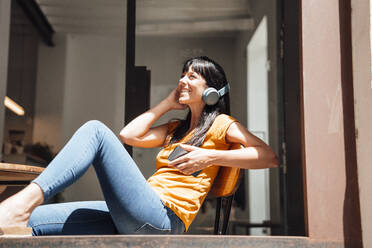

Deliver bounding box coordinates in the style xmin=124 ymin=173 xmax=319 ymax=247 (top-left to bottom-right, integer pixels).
xmin=164 ymin=87 xmax=187 ymax=110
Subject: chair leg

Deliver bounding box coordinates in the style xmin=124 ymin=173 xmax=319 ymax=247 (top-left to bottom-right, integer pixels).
xmin=214 ymin=197 xmax=222 ymax=234
xmin=221 ymin=195 xmax=234 ymax=235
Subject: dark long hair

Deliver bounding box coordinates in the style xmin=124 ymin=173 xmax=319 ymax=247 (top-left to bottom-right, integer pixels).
xmin=169 ymin=56 xmax=231 ymax=147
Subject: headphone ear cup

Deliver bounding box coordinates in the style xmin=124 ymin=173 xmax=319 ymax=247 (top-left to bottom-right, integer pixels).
xmin=202 ymin=88 xmax=220 ymax=105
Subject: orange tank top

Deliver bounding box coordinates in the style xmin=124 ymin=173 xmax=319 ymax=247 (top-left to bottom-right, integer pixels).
xmin=147 ymin=114 xmax=238 ymax=231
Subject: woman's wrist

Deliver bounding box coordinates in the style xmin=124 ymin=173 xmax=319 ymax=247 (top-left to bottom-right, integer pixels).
xmin=208 ymin=149 xmax=224 ymax=165
xmin=159 ymin=99 xmax=173 ymax=112
xmin=161 ymin=97 xmax=183 ymax=111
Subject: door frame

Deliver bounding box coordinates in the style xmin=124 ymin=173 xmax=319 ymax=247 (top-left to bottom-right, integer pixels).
xmin=278 ymin=0 xmax=306 ymax=236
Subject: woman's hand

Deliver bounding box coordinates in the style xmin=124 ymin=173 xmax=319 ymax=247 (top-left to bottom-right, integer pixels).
xmin=168 ymin=144 xmax=217 ymax=175
xmin=164 ymin=87 xmax=187 ymax=110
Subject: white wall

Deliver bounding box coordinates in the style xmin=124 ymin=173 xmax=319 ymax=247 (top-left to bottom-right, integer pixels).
xmin=33 ymin=33 xmax=67 ymax=153
xmin=352 ymin=0 xmax=372 ymax=246
xmin=34 ymin=33 xmax=125 ymax=202
xmin=62 ymin=34 xmax=125 ymax=201
xmin=0 ymin=0 xmax=11 ymax=159
xmin=62 ymin=34 xmax=125 ymax=143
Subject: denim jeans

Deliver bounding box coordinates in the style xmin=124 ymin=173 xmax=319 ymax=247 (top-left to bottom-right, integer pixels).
xmin=28 ymin=120 xmax=185 ymax=235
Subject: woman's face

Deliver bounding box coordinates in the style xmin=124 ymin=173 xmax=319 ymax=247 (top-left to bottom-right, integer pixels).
xmin=178 ymin=66 xmax=207 ymax=106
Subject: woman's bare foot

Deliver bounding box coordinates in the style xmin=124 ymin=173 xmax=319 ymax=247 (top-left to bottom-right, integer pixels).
xmin=0 ymin=183 xmax=43 ymax=227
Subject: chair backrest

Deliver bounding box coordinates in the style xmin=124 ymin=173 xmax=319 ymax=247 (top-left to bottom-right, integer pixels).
xmin=208 ymin=143 xmax=243 ymax=198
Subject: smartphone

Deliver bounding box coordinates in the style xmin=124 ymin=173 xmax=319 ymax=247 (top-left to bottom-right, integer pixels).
xmin=168 ymin=145 xmax=201 ymax=177
xmin=168 ymin=145 xmax=189 ymax=161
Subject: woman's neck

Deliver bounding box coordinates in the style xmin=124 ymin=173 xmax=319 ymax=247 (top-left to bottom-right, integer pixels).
xmin=188 ymin=103 xmax=205 ymax=131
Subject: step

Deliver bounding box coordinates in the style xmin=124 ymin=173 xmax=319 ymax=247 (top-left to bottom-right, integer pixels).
xmin=0 ymin=235 xmax=343 ymax=248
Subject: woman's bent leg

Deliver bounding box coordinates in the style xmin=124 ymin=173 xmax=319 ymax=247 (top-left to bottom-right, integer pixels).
xmin=32 ymin=120 xmax=184 ymax=234
xmin=32 ymin=120 xmax=119 ymax=201
xmin=28 ymin=201 xmax=117 ymax=235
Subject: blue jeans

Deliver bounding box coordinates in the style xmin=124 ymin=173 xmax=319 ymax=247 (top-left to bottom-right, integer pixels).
xmin=28 ymin=120 xmax=185 ymax=235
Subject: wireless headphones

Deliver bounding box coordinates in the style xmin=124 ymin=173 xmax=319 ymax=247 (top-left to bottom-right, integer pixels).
xmin=202 ymin=83 xmax=230 ymax=105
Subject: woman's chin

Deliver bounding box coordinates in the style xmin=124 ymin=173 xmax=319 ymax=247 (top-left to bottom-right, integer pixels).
xmin=178 ymin=98 xmax=189 ymax=105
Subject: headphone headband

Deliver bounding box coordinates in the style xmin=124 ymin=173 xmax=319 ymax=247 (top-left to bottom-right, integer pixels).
xmin=218 ymin=83 xmax=230 ymax=97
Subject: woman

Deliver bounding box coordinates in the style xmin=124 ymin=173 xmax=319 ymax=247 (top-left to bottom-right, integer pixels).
xmin=0 ymin=56 xmax=277 ymax=235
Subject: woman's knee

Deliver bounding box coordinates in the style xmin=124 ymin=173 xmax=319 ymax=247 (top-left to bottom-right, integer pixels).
xmin=83 ymin=120 xmax=106 ymax=129
xmin=79 ymin=120 xmax=111 ymax=135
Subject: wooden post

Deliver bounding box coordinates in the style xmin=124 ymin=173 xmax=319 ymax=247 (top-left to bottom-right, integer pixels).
xmin=124 ymin=0 xmax=136 ymax=156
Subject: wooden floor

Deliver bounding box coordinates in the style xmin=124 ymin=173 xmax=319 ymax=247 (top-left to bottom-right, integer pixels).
xmin=0 ymin=235 xmax=344 ymax=248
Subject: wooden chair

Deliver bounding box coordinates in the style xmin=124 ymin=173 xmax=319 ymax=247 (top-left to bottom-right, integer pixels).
xmin=208 ymin=143 xmax=244 ymax=235
xmin=0 ymin=163 xmax=44 ymax=236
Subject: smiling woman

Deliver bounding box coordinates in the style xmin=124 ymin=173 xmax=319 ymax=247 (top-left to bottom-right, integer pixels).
xmin=168 ymin=57 xmax=232 ymax=148
xmin=0 ymin=56 xmax=277 ymax=236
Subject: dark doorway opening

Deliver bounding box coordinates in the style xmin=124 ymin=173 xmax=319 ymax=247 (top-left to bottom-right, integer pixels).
xmin=125 ymin=0 xmax=305 ymax=236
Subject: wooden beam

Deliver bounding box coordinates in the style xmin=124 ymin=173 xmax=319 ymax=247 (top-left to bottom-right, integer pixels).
xmin=37 ymin=0 xmax=250 ymax=10
xmin=15 ymin=0 xmax=54 ymax=46
xmin=124 ymin=0 xmax=136 ymax=156
xmin=37 ymin=0 xmax=123 ymax=7
xmin=36 ymin=6 xmax=124 ymax=18
xmin=137 ymin=18 xmax=254 ymax=36
xmin=136 ymin=0 xmax=250 ymax=9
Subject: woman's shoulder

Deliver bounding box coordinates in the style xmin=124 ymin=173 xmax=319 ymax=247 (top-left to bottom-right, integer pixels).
xmin=208 ymin=114 xmax=239 ymax=141
xmin=213 ymin=114 xmax=238 ymax=125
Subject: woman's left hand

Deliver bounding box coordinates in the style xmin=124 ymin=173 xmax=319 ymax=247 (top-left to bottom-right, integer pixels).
xmin=168 ymin=144 xmax=218 ymax=175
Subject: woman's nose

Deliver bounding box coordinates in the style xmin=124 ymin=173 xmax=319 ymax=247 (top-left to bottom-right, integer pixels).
xmin=179 ymin=76 xmax=187 ymax=85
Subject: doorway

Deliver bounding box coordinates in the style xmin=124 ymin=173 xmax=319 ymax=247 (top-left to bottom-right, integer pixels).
xmin=125 ymin=0 xmax=304 ymax=236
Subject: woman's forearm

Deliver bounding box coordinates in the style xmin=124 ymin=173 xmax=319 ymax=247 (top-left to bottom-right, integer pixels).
xmin=120 ymin=100 xmax=171 ymax=140
xmin=211 ymin=146 xmax=278 ymax=169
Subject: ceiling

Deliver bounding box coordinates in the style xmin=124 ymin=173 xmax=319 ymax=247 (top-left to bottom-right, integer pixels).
xmin=35 ymin=0 xmax=253 ymax=36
